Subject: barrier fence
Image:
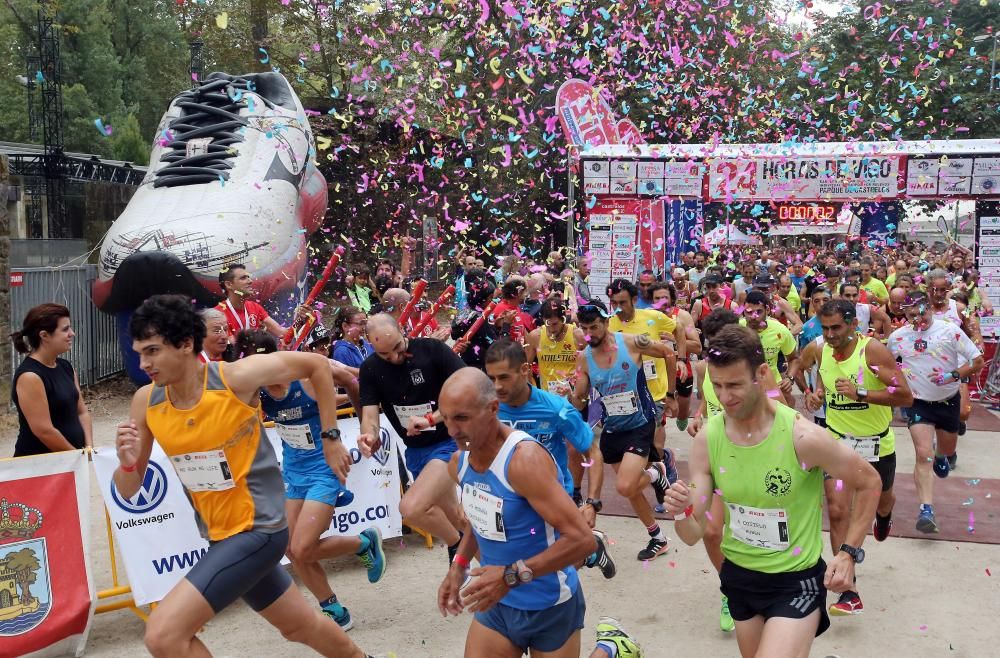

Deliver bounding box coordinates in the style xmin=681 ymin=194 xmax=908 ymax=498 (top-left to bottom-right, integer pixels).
xmin=8 ymin=265 xmax=122 ymax=387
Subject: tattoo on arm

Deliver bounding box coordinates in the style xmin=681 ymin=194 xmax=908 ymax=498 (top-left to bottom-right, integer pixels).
xmin=635 ymin=334 xmax=652 ymax=349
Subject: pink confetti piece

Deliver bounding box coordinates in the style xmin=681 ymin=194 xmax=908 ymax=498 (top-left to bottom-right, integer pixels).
xmin=835 ymin=479 xmax=843 ymax=491
xmin=581 ymin=459 xmax=594 ymax=468
xmin=792 ymin=546 xmax=802 ymax=556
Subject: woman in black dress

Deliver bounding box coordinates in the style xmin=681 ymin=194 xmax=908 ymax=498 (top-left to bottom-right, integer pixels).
xmin=10 ymin=303 xmax=92 ymax=456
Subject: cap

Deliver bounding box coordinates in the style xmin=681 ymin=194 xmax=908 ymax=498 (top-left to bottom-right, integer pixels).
xmin=752 ymin=273 xmax=776 ymax=287
xmin=307 ymin=324 xmax=331 ymax=347
xmin=702 ymin=274 xmax=723 ymax=286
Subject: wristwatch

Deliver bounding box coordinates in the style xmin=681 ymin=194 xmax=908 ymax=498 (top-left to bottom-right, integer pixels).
xmin=584 ymin=498 xmax=603 ymax=513
xmin=666 ymin=391 xmax=678 ymax=399
xmin=951 ymin=370 xmax=961 ymax=382
xmin=855 ymin=387 xmax=868 ymax=402
xmin=321 ymin=428 xmax=342 ymax=442
xmin=503 ymin=564 xmax=520 ymax=588
xmin=515 ymin=559 xmax=533 ymax=585
xmin=839 ymin=543 xmax=865 ymax=564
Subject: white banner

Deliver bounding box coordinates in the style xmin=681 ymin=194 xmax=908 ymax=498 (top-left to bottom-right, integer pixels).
xmin=94 ymin=415 xmax=403 ymax=606
xmin=708 ymin=156 xmax=902 ymax=201
xmin=0 ymin=451 xmax=93 ymax=658
xmin=93 ymin=444 xmax=209 ymax=607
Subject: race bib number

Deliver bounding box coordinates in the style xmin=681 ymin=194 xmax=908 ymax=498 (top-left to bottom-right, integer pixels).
xmin=727 ymin=503 xmax=790 ymax=551
xmin=462 ymin=484 xmax=506 ymax=542
xmin=602 ymin=391 xmax=639 ymax=416
xmin=171 ymin=449 xmax=235 ymax=493
xmin=275 ymin=423 xmax=315 ymax=450
xmin=642 ymin=359 xmax=658 ymax=381
xmin=844 ymin=434 xmax=880 ymax=462
xmin=393 ymin=403 xmax=434 ymax=431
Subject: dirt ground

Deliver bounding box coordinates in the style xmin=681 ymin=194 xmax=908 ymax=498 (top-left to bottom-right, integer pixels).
xmin=3 ymin=385 xmax=999 ymax=658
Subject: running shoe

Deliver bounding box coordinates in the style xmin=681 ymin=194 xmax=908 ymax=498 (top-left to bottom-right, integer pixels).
xmin=636 ymin=536 xmax=669 ymax=561
xmin=916 ymin=507 xmax=939 ymax=534
xmin=662 ymin=448 xmax=679 ymax=484
xmin=648 ymin=462 xmax=670 ymax=502
xmin=321 ymin=599 xmax=353 ymax=631
xmin=828 ymin=591 xmax=864 ymax=616
xmin=932 ymin=454 xmax=950 ymax=479
xmin=947 ymin=452 xmax=958 ymax=470
xmin=595 ymin=616 xmax=643 ymax=657
xmin=588 ymin=530 xmax=617 ymax=579
xmin=358 ymin=527 xmax=386 ymax=584
xmin=653 ymin=503 xmax=667 ymax=514
xmin=873 ymin=514 xmax=892 ymax=542
xmin=720 ymin=594 xmax=735 ymax=632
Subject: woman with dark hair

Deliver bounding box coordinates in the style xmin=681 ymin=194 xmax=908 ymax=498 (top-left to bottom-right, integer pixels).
xmin=10 ymin=303 xmax=92 ymax=456
xmin=331 ymin=305 xmax=373 ymax=369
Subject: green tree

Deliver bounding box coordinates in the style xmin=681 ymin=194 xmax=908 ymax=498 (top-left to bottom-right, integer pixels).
xmin=2 ymin=547 xmax=40 ymax=606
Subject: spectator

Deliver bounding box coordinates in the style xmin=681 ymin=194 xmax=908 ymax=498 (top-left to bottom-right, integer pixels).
xmin=199 ymin=308 xmax=232 ymax=362
xmin=10 ymin=303 xmax=92 ymax=456
xmin=331 ymin=305 xmax=373 ymax=368
xmin=346 ymin=263 xmax=380 ymax=314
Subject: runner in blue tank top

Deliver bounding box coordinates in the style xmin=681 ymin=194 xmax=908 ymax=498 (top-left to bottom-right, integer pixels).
xmin=248 ymin=331 xmax=387 ymax=631
xmin=570 ymin=301 xmax=679 ymax=563
xmin=436 ymin=368 xmax=596 ymax=656
xmin=484 ymin=339 xmax=617 ymax=580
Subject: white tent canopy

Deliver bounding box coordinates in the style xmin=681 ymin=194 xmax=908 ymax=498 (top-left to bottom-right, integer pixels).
xmin=703 ymin=225 xmax=762 ymax=246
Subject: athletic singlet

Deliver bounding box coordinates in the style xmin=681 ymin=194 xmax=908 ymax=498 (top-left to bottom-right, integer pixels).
xmin=702 ymin=369 xmax=722 ymax=417
xmin=707 ymin=404 xmax=823 ymax=573
xmin=934 ymin=299 xmax=963 ymax=328
xmin=147 ymin=362 xmax=286 ymax=541
xmin=739 ymin=317 xmax=796 ymax=381
xmin=259 ymin=381 xmax=352 ymax=489
xmin=700 ymin=296 xmax=732 ymax=323
xmin=609 ymin=308 xmax=676 ymax=402
xmin=498 ymin=386 xmax=593 ymax=495
xmin=819 ymin=336 xmax=893 ymax=458
xmin=537 ymin=323 xmax=579 ymax=394
xmin=457 ymin=431 xmax=579 ymax=610
xmin=585 ymin=332 xmax=656 ymax=432
xmin=855 ymin=303 xmax=871 ymax=335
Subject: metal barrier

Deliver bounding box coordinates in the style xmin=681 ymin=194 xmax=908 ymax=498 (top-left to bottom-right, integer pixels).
xmin=8 ymin=265 xmax=123 ymax=386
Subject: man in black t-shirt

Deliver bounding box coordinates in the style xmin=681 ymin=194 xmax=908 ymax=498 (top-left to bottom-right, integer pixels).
xmin=358 ymin=314 xmax=467 ymax=564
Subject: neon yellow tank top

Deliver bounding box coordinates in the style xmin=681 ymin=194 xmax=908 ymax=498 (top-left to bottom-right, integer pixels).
xmin=818 ymin=336 xmax=893 ymax=457
xmin=707 ymin=403 xmax=824 ymax=573
xmin=537 ymin=323 xmax=579 ymax=393
xmin=702 ymin=369 xmax=722 ymax=417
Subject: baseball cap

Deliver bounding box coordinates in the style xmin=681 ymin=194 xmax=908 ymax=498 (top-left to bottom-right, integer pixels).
xmin=702 ymin=274 xmax=723 ymax=286
xmin=752 ymin=273 xmax=776 ymax=288
xmin=307 ymin=324 xmax=331 ymax=347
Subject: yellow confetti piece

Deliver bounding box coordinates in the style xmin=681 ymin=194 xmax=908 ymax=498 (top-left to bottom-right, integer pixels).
xmin=316 ymin=136 xmax=331 ymax=150
xmin=215 ymin=12 xmax=228 ymax=29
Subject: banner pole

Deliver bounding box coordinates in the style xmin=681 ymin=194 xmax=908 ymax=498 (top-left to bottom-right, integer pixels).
xmin=95 ymin=507 xmax=149 ymax=621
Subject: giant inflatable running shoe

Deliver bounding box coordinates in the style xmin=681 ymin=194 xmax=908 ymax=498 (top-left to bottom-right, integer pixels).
xmin=94 ymin=72 xmax=328 ymax=383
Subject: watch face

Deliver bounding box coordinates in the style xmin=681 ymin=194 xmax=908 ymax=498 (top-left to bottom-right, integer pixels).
xmin=504 ymin=572 xmax=518 ymax=586
xmin=518 ymin=570 xmax=532 ymax=583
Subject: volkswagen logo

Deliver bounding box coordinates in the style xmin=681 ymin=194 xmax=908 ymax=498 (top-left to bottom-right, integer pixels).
xmin=110 ymin=460 xmax=169 ymax=514
xmin=372 ymin=428 xmax=393 ymax=466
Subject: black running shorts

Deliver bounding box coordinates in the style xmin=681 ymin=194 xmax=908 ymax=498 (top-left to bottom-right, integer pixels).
xmin=720 ymin=558 xmax=830 ymax=637
xmin=599 ymin=421 xmax=655 ymax=465
xmin=186 ymin=528 xmax=292 ymax=613
xmin=905 ymin=394 xmax=961 ymax=434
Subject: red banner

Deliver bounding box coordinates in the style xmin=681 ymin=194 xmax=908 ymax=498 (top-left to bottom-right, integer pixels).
xmin=0 ymin=452 xmax=92 ymax=658
xmin=616 ymin=119 xmax=646 ymax=146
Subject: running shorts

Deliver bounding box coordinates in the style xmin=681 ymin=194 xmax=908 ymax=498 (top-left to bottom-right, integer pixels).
xmin=186 ymin=528 xmax=292 ymax=613
xmin=720 ymin=558 xmax=830 ymax=637
xmin=824 ymin=452 xmax=896 ymax=493
xmin=905 ymin=394 xmax=960 ymax=434
xmin=599 ymin=421 xmax=655 ymax=465
xmin=474 ymin=585 xmax=585 ymax=652
xmin=284 ymin=469 xmax=355 ymax=508
xmin=404 ymin=438 xmax=458 ymax=479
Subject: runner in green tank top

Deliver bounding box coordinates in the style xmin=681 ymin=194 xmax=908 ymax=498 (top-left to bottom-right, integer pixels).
xmin=801 ymin=300 xmax=912 ymax=618
xmin=663 ymin=325 xmax=882 ymax=658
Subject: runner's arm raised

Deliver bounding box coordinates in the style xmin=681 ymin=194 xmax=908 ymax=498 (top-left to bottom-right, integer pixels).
xmin=663 ymin=425 xmax=714 ymax=546
xmin=114 ymin=385 xmax=157 ymax=499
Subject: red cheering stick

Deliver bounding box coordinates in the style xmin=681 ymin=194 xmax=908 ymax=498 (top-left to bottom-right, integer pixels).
xmin=282 ymin=245 xmax=345 ymax=345
xmin=409 ymin=285 xmax=455 ymax=337
xmin=397 ymin=279 xmax=428 ymax=327
xmin=289 ymin=314 xmax=318 ymax=352
xmin=453 ymin=301 xmax=496 ymax=353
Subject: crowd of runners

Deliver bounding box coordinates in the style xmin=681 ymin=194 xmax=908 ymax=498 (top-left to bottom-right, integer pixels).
xmin=108 ymin=237 xmax=991 ymax=657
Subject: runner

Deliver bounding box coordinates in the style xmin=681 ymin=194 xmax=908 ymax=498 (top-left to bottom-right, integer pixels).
xmin=357 ymin=314 xmax=466 ymax=563
xmin=739 ymin=290 xmax=798 ymax=406
xmin=749 ymin=273 xmax=803 ymax=335
xmin=688 ymin=251 xmax=709 ymax=288
xmin=649 ymin=281 xmax=702 ymax=432
xmin=837 ymin=282 xmax=891 ymax=339
xmin=691 ymin=274 xmax=733 ymax=330
xmin=491 ymin=276 xmax=536 ymax=343
xmin=804 ymin=299 xmax=912 ymax=616
xmin=246 ymin=331 xmax=388 ymax=630
xmin=114 ymin=294 xmax=389 ymax=658
xmin=570 ymin=300 xmax=679 ymax=561
xmin=663 ymin=324 xmax=882 ymax=657
xmin=437 ymin=367 xmax=595 ymax=657
xmin=485 ymin=339 xmax=616 ymax=580
xmin=607 ymin=278 xmax=686 ymax=485
xmin=523 ymin=299 xmax=588 ymax=503
xmin=887 ymin=291 xmax=983 ymax=533
xmin=860 ymin=258 xmax=890 ymax=305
